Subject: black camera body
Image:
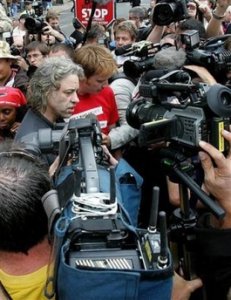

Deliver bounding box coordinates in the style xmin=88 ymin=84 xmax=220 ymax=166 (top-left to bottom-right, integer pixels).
xmin=152 ymin=0 xmax=188 ymax=25
xmin=126 ymin=70 xmax=231 ymax=151
xmin=25 ymin=16 xmax=47 ymax=34
xmin=186 ymin=35 xmax=231 ymax=80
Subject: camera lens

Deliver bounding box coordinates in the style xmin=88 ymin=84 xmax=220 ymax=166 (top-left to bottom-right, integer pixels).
xmin=126 ymin=99 xmax=167 ymax=129
xmin=25 ymin=17 xmax=44 ymax=34
xmin=221 ymin=91 xmax=231 ymax=107
xmin=207 ymin=84 xmax=231 ymax=117
xmin=153 ymin=2 xmax=176 ymax=25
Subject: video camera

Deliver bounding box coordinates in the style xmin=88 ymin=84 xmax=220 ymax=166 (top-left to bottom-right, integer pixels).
xmin=20 ymin=116 xmax=104 ymax=194
xmin=115 ymin=41 xmax=163 ymax=78
xmin=152 ymin=0 xmax=189 ymax=26
xmin=126 ymin=69 xmax=231 ymax=152
xmin=186 ymin=34 xmax=231 ymax=81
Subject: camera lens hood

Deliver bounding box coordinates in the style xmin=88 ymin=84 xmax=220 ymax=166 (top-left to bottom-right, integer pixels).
xmin=207 ymin=84 xmax=231 ymax=117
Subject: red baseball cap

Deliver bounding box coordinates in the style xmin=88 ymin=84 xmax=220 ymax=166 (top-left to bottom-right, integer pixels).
xmin=0 ymin=87 xmax=27 ymax=107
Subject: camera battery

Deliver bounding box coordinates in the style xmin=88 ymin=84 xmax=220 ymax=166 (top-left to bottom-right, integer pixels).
xmin=211 ymin=117 xmax=229 ymax=152
xmin=142 ymin=232 xmax=161 ymax=269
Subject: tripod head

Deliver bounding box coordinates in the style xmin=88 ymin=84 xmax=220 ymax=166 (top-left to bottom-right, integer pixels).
xmin=160 ymin=144 xmax=225 ymax=220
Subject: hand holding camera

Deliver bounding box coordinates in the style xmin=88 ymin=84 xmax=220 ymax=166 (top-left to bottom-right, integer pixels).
xmin=199 ymin=129 xmax=231 ymax=228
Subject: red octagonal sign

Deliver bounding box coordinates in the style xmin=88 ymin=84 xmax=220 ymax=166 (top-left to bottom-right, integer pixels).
xmin=75 ymin=0 xmax=115 ymax=29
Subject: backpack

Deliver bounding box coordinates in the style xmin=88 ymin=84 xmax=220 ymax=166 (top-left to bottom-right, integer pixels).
xmin=43 ymin=183 xmax=173 ymax=300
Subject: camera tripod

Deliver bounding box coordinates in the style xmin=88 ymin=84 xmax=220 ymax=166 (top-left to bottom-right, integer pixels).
xmin=159 ymin=144 xmax=225 ymax=299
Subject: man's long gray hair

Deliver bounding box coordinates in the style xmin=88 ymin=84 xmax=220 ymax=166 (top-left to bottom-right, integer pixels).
xmin=27 ymin=57 xmax=84 ymax=113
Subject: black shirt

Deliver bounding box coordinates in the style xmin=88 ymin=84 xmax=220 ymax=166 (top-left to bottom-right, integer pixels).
xmin=14 ymin=108 xmax=59 ymax=165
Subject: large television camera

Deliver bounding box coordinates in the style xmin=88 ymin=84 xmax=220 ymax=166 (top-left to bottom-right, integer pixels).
xmin=21 ymin=116 xmax=172 ymax=273
xmin=126 ymin=69 xmax=231 ymax=152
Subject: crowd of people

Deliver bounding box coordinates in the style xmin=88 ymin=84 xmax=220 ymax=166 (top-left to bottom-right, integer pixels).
xmin=1 ymin=0 xmax=231 ymax=299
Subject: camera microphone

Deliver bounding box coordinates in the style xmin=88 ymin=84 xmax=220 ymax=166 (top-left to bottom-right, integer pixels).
xmin=114 ymin=44 xmax=133 ymax=56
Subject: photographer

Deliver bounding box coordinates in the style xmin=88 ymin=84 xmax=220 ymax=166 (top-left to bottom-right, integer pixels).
xmin=195 ymin=130 xmax=231 ymax=299
xmin=0 ymin=41 xmax=29 ymax=95
xmin=43 ymin=9 xmax=72 ymax=46
xmin=24 ymin=13 xmax=72 ymax=48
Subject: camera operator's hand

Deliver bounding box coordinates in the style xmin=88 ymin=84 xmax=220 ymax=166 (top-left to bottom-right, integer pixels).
xmin=42 ymin=22 xmax=65 ymax=42
xmin=102 ymin=133 xmax=111 ymax=147
xmin=16 ymin=56 xmax=29 ymax=72
xmin=199 ymin=129 xmax=231 ymax=228
xmin=194 ymin=0 xmax=212 ymax=21
xmin=171 ymin=272 xmax=203 ymax=300
xmin=101 ymin=145 xmax=118 ymax=166
xmin=216 ymin=0 xmax=231 ymax=11
xmin=206 ymin=0 xmax=231 ymax=37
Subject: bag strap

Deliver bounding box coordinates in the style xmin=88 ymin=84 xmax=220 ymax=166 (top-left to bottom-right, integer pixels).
xmin=44 ymin=214 xmax=71 ymax=299
xmin=42 ymin=190 xmax=61 ymax=238
xmin=42 ymin=190 xmax=71 ymax=299
xmin=0 ymin=281 xmax=12 ymax=300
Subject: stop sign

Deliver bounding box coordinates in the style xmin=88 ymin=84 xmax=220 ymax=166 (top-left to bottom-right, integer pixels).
xmin=75 ymin=0 xmax=116 ymax=29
